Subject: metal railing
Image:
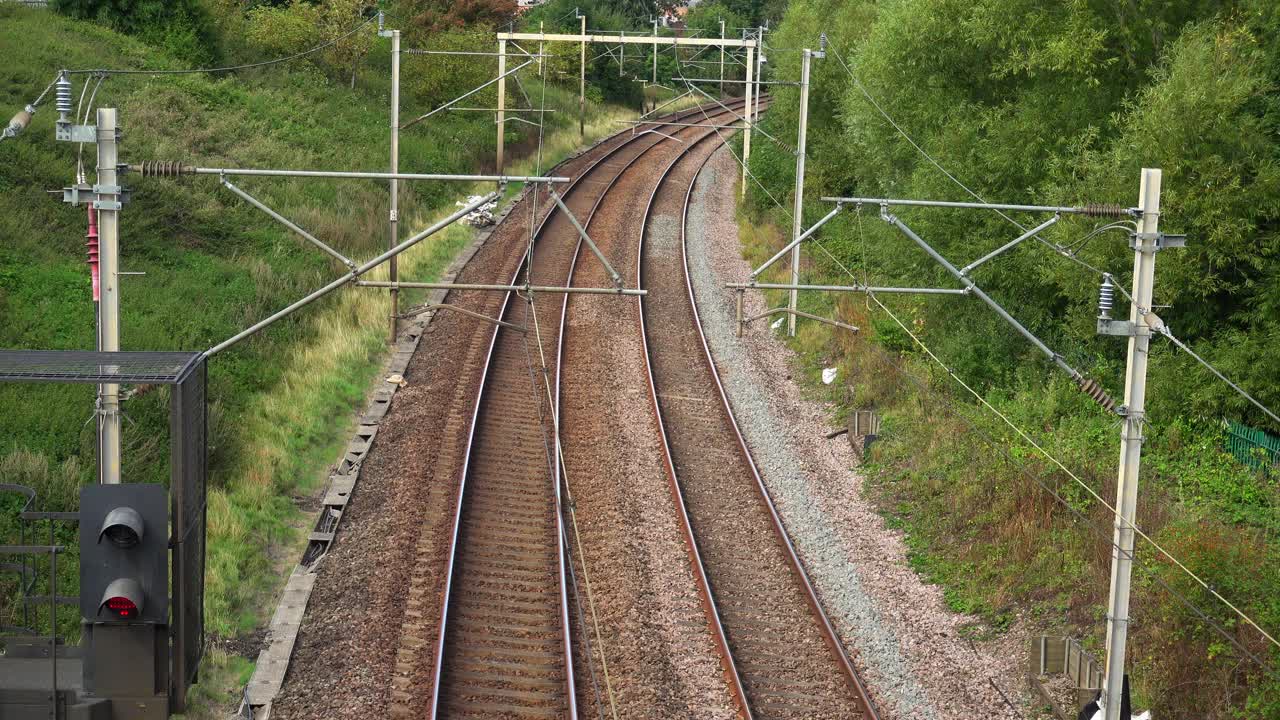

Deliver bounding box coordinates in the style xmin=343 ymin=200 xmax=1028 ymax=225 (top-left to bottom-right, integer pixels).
xmin=1 ymin=483 xmax=77 ymax=719
xmin=1224 ymin=420 xmax=1280 ymax=473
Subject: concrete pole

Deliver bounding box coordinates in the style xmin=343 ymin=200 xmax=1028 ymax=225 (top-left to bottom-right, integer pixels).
xmin=96 ymin=108 xmax=120 ymax=485
xmin=787 ymin=49 xmax=812 ymax=337
xmin=1102 ymin=168 xmax=1161 ymax=720
xmin=389 ymin=30 xmax=401 ymax=342
xmin=619 ymin=35 xmax=624 ymax=78
xmin=539 ymin=21 xmax=545 ymax=78
xmin=652 ymin=19 xmax=659 ymax=92
xmin=719 ymin=18 xmax=725 ymax=98
xmin=754 ymin=27 xmax=764 ymax=126
xmin=579 ymin=14 xmax=587 ymax=136
xmin=741 ymin=44 xmax=754 ymax=198
xmin=497 ymin=38 xmax=507 ymax=183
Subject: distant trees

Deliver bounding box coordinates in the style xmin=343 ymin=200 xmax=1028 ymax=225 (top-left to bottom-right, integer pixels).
xmin=52 ymin=0 xmax=218 ymax=63
xmin=245 ymin=0 xmax=374 ymax=87
xmin=401 ymin=0 xmax=517 ymax=34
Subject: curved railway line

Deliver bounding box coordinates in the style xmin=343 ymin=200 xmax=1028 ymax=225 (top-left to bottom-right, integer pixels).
xmin=636 ymin=133 xmax=880 ymax=719
xmin=424 ymin=100 xmax=753 ymax=719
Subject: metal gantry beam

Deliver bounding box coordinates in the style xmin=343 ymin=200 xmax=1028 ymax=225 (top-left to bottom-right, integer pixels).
xmin=498 ymin=31 xmax=757 ymax=48
xmin=822 ymin=195 xmax=1132 ymax=216
xmin=728 ymin=282 xmax=966 ymax=295
xmin=357 ymin=280 xmax=645 ymax=296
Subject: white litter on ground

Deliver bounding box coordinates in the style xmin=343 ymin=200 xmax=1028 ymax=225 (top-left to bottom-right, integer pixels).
xmin=822 ymin=367 xmax=838 ymax=385
xmin=457 ymin=195 xmax=498 ymax=226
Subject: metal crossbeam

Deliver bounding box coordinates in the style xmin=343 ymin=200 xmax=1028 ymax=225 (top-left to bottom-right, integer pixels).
xmin=498 ymin=32 xmax=757 ymax=48
xmin=728 ymin=282 xmax=966 ymax=295
xmin=356 ymin=281 xmax=645 ymax=296
xmin=823 ymin=195 xmax=1122 ymax=215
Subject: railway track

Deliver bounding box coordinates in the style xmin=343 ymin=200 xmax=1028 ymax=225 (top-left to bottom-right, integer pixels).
xmin=637 ymin=122 xmax=880 ymax=719
xmin=554 ymin=108 xmax=759 ymax=718
xmin=425 ymin=99 xmax=751 ymax=720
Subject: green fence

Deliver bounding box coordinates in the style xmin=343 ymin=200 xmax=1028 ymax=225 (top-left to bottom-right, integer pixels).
xmin=1224 ymin=420 xmax=1280 ymax=472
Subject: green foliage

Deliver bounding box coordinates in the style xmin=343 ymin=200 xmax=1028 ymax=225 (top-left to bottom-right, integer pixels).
xmin=245 ymin=0 xmax=375 ymax=85
xmin=0 ymin=6 xmax=622 ymax=713
xmin=402 ymin=0 xmax=516 ymax=34
xmin=684 ymin=2 xmax=747 ymax=39
xmin=400 ymin=27 xmax=500 ymax=108
xmin=52 ymin=0 xmax=218 ymax=64
xmin=751 ymin=0 xmax=1280 ymax=715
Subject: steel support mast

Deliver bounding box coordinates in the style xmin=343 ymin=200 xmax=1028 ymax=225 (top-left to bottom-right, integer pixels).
xmin=96 ymin=108 xmax=121 ymax=485
xmin=719 ymin=18 xmax=726 ymax=98
xmin=579 ymin=13 xmax=587 ymax=135
xmin=497 ymin=38 xmax=507 ymax=181
xmin=387 ymin=26 xmax=401 ymax=340
xmin=741 ymin=43 xmax=754 ymax=198
xmin=787 ymin=48 xmax=814 ymax=336
xmin=1102 ymin=168 xmax=1162 ymax=720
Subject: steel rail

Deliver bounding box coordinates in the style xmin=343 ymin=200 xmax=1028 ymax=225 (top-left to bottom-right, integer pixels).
xmin=668 ymin=139 xmax=880 ymax=717
xmin=551 ymin=102 xmax=756 ymax=717
xmin=633 ymin=126 xmax=757 ymax=719
xmin=545 ymin=101 xmax=752 ymax=714
xmin=427 ymin=98 xmax=749 ymax=719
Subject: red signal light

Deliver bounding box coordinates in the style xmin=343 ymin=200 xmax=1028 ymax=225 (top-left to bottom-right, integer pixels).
xmin=106 ymin=596 xmax=137 ymax=618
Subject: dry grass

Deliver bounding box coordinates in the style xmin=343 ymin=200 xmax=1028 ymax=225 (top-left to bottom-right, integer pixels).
xmin=199 ymin=96 xmax=639 ymax=648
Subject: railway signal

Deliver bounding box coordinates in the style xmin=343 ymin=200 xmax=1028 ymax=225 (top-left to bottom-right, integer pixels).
xmin=79 ymin=483 xmax=169 ymax=624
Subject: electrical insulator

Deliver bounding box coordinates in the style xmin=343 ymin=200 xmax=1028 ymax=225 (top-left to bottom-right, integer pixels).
xmin=86 ymin=206 xmax=100 ymax=302
xmin=132 ymin=160 xmax=194 ymax=178
xmin=1079 ymin=203 xmax=1130 ymax=219
xmin=1097 ymin=276 xmax=1114 ymax=320
xmin=54 ymin=73 xmax=73 ymax=120
xmin=1076 ymin=375 xmax=1119 ymax=414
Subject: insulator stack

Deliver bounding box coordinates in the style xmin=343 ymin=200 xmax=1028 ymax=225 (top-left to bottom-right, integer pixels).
xmin=1079 ymin=203 xmax=1130 ymax=218
xmin=1097 ymin=276 xmax=1115 ymax=319
xmin=1076 ymin=374 xmax=1118 ymax=414
xmin=54 ymin=74 xmax=73 ymax=118
xmin=132 ymin=161 xmax=194 ymax=178
xmin=86 ymin=205 xmax=100 ymax=302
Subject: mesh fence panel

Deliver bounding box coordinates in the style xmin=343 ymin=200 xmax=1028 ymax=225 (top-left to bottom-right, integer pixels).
xmin=170 ymin=359 xmax=206 ymax=710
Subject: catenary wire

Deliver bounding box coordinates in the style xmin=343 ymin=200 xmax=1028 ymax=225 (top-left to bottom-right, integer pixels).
xmin=706 ymin=47 xmax=1280 ymax=655
xmin=813 ymin=226 xmax=1272 ymax=668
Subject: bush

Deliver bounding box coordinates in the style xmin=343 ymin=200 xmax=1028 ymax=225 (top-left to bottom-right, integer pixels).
xmin=52 ymin=0 xmax=218 ymax=64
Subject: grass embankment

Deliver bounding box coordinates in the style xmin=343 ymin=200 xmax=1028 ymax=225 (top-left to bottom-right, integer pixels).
xmin=737 ymin=212 xmax=1280 ymax=718
xmin=0 ymin=5 xmax=635 ymax=713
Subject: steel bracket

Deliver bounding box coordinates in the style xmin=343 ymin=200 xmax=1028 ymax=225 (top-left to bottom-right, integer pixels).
xmin=1097 ymin=319 xmax=1146 ymax=337
xmin=55 ymin=122 xmax=97 ymax=143
xmin=1129 ymin=231 xmax=1185 ymax=251
xmin=55 ymin=184 xmax=131 ymax=208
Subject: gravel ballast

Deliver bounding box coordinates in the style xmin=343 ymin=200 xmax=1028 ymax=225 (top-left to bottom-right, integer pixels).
xmin=684 ymin=147 xmax=1029 ymax=720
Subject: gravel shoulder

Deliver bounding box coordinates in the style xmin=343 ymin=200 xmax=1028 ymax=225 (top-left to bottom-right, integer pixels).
xmin=685 ymin=146 xmax=1031 ymax=720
